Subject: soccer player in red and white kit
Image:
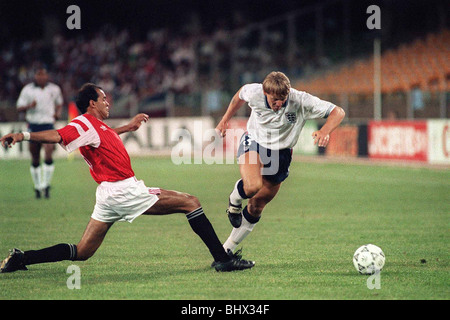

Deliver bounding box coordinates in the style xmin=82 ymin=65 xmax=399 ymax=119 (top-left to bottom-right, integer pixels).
xmin=0 ymin=83 xmax=254 ymax=273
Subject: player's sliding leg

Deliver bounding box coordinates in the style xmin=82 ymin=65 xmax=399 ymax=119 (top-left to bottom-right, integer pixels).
xmin=1 ymin=190 xmax=255 ymax=273
xmin=143 ymin=189 xmax=254 ymax=271
xmin=75 ymin=218 xmax=113 ymax=260
xmin=1 ymin=219 xmax=111 ymax=273
xmin=227 ymin=151 xmax=263 ymax=228
xmin=223 ymin=179 xmax=281 ymax=253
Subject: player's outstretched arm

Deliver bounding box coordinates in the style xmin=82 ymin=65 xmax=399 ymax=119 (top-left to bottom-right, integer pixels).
xmin=216 ymin=88 xmax=246 ymax=137
xmin=1 ymin=130 xmax=62 ymax=148
xmin=312 ymin=106 xmax=345 ymax=147
xmin=114 ymin=113 xmax=149 ymax=135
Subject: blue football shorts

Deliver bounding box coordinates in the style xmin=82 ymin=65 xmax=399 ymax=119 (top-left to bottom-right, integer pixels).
xmin=236 ymin=132 xmax=292 ymax=184
xmin=28 ymin=123 xmax=55 ymax=132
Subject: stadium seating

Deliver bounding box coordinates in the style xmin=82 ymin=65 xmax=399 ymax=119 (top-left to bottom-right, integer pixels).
xmin=295 ymin=29 xmax=450 ymax=95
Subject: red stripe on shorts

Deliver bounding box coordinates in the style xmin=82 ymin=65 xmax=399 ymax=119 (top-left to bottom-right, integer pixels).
xmin=148 ymin=188 xmax=161 ymax=195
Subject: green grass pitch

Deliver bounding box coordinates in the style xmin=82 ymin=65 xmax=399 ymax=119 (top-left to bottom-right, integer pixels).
xmin=0 ymin=156 xmax=448 ymax=300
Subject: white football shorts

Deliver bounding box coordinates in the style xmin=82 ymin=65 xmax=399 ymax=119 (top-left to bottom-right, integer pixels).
xmin=91 ymin=176 xmax=160 ymax=223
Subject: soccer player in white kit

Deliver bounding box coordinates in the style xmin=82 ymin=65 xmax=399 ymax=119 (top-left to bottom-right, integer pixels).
xmin=0 ymin=83 xmax=254 ymax=273
xmin=16 ymin=68 xmax=63 ymax=199
xmin=215 ymin=71 xmax=345 ymax=255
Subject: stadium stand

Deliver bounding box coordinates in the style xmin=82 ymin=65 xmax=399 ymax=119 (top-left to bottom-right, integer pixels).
xmin=0 ymin=1 xmax=447 ymax=122
xmin=0 ymin=26 xmax=198 ymax=120
xmin=294 ymin=29 xmax=449 ymax=95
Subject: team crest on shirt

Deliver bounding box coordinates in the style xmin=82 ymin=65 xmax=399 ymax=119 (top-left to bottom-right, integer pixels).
xmin=285 ymin=112 xmax=297 ymax=124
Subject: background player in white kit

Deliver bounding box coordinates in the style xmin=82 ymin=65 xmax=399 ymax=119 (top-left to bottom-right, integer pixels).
xmin=16 ymin=67 xmax=63 ymax=199
xmin=1 ymin=83 xmax=254 ymax=273
xmin=215 ymin=71 xmax=345 ymax=255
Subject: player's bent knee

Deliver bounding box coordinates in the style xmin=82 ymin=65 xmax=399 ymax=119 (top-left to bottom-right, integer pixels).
xmin=171 ymin=191 xmax=202 ymax=213
xmin=244 ymin=181 xmax=263 ymax=198
xmin=184 ymin=194 xmax=201 ymax=212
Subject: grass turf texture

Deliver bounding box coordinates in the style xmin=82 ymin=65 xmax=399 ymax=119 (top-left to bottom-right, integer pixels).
xmin=0 ymin=157 xmax=448 ymax=300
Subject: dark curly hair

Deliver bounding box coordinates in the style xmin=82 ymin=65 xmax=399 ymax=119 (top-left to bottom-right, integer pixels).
xmin=75 ymin=83 xmax=102 ymax=114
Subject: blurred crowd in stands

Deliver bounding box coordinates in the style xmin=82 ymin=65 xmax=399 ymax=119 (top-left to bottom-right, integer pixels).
xmin=0 ymin=2 xmax=447 ymax=121
xmin=1 ymin=16 xmax=313 ymax=121
xmin=0 ymin=25 xmax=199 ymax=107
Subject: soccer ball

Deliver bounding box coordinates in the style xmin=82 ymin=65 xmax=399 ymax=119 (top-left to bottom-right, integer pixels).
xmin=353 ymin=244 xmax=385 ymax=275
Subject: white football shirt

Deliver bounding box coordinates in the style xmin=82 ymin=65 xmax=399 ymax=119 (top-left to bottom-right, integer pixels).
xmin=239 ymin=83 xmax=336 ymax=150
xmin=16 ymin=82 xmax=63 ymax=124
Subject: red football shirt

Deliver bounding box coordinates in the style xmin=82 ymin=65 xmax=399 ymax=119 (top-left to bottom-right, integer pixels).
xmin=57 ymin=113 xmax=135 ymax=183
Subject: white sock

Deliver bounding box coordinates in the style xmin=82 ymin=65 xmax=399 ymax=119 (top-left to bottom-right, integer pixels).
xmin=30 ymin=166 xmax=42 ymax=190
xmin=223 ymin=210 xmax=258 ymax=252
xmin=229 ymin=179 xmax=244 ymax=207
xmin=42 ymin=163 xmax=55 ymax=189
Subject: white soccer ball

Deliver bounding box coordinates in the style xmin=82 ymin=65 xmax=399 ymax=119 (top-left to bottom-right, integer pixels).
xmin=353 ymin=244 xmax=385 ymax=275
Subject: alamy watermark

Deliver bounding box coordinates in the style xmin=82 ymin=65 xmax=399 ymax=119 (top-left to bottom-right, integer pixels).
xmin=366 ymin=270 xmax=381 ymax=290
xmin=65 ymin=4 xmax=381 ymax=33
xmin=170 ymin=125 xmax=281 ymax=175
xmin=66 ymin=265 xmax=81 ymax=289
xmin=65 ymin=4 xmax=381 ymax=34
xmin=66 ymin=5 xmax=81 ymax=30
xmin=366 ymin=5 xmax=381 ymax=30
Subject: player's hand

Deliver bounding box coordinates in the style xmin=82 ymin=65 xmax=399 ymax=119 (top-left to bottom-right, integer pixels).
xmin=215 ymin=120 xmax=228 ymax=137
xmin=128 ymin=113 xmax=149 ymax=132
xmin=54 ymin=111 xmax=62 ymax=121
xmin=312 ymin=130 xmax=330 ymax=147
xmin=0 ymin=133 xmax=24 ymax=148
xmin=29 ymin=101 xmax=37 ymax=109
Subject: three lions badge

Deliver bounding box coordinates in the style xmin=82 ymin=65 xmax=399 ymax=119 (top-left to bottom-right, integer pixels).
xmin=285 ymin=112 xmax=297 ymax=124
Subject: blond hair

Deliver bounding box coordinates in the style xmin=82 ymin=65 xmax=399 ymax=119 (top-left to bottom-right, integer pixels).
xmin=262 ymin=71 xmax=290 ymax=99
